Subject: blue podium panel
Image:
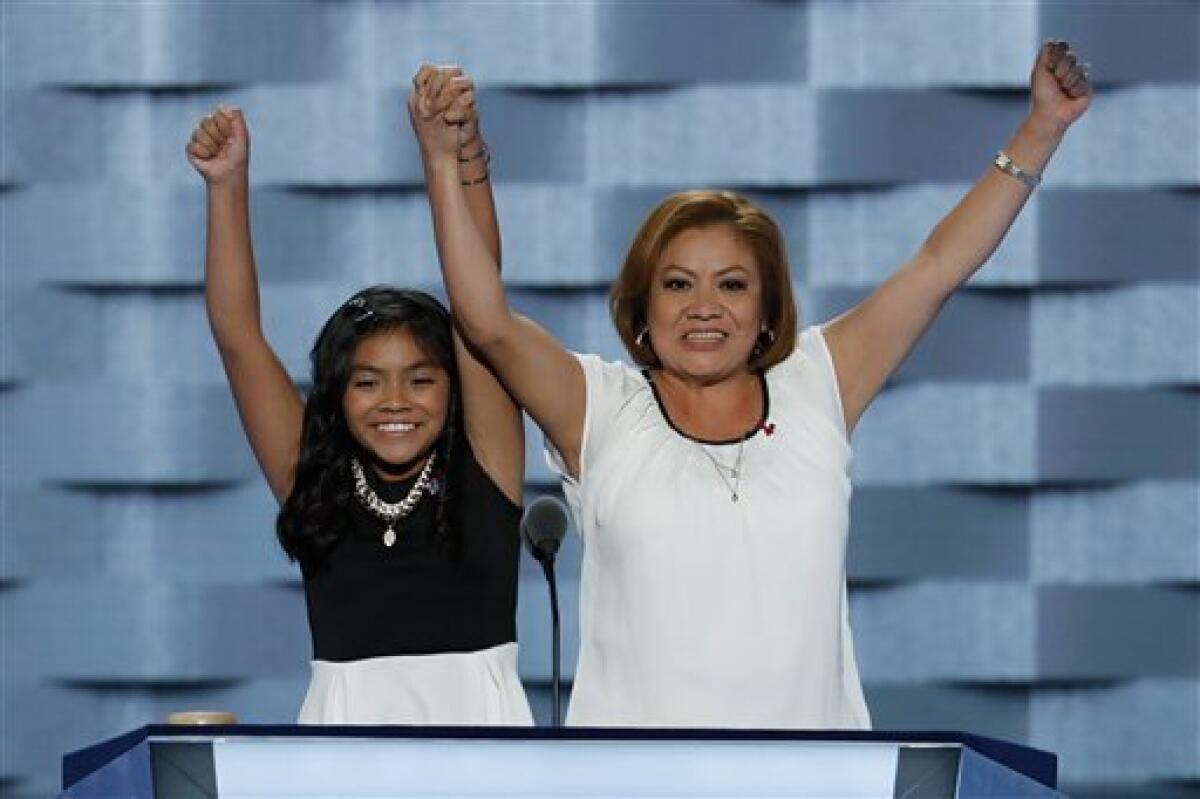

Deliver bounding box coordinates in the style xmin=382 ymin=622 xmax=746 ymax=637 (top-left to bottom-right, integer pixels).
xmin=61 ymin=727 xmax=1062 ymax=799
xmin=59 ymin=739 xmax=154 ymax=799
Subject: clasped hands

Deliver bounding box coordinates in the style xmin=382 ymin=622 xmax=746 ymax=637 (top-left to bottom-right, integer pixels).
xmin=408 ymin=64 xmax=481 ymax=165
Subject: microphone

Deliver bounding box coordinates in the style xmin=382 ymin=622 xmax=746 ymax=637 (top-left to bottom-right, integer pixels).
xmin=520 ymin=495 xmax=569 ymax=727
xmin=521 ymin=495 xmax=569 ymax=568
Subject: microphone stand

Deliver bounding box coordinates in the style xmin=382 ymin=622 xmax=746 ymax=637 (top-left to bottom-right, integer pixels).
xmin=536 ymin=553 xmax=562 ymax=727
xmin=522 ymin=495 xmax=568 ymax=728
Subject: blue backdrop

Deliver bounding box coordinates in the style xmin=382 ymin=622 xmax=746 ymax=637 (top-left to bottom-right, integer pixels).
xmin=2 ymin=2 xmax=1197 ymax=797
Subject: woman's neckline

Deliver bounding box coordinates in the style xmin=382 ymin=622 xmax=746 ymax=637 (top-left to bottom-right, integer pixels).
xmin=642 ymin=368 xmax=770 ymax=445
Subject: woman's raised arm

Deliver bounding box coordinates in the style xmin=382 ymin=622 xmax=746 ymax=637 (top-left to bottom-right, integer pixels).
xmin=824 ymin=41 xmax=1093 ymax=433
xmin=411 ymin=65 xmax=525 ymax=502
xmin=188 ymin=107 xmax=303 ymax=502
xmin=409 ymin=76 xmax=588 ymax=479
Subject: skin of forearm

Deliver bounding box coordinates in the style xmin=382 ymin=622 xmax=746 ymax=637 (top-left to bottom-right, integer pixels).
xmin=425 ymin=155 xmax=516 ymax=349
xmin=204 ymin=176 xmax=266 ymax=357
xmin=461 ymin=181 xmax=502 ymax=271
xmin=917 ymin=112 xmax=1067 ymax=295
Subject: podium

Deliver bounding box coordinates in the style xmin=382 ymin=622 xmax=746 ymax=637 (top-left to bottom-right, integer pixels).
xmin=61 ymin=726 xmax=1063 ymax=798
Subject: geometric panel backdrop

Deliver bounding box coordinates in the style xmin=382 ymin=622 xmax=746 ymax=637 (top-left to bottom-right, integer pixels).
xmin=3 ymin=2 xmax=1197 ymax=797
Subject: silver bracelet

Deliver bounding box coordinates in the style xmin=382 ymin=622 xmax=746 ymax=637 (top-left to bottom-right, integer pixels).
xmin=994 ymin=150 xmax=1040 ymax=189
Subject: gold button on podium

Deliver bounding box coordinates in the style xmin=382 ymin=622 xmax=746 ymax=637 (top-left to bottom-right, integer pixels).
xmin=166 ymin=711 xmax=238 ymax=725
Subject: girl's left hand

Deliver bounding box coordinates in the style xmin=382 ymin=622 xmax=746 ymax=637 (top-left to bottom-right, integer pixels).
xmin=1030 ymin=40 xmax=1093 ymax=134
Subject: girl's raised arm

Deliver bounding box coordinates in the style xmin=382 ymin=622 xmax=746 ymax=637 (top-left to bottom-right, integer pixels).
xmin=188 ymin=107 xmax=303 ymax=501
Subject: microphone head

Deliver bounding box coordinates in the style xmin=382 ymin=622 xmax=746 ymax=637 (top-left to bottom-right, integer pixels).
xmin=521 ymin=495 xmax=569 ymax=563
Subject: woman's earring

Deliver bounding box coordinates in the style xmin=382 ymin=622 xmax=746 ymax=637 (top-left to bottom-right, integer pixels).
xmin=635 ymin=327 xmax=649 ymax=348
xmin=752 ymin=328 xmax=775 ymax=359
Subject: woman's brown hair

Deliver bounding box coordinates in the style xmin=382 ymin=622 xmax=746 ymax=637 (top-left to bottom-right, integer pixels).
xmin=609 ymin=190 xmax=798 ymax=369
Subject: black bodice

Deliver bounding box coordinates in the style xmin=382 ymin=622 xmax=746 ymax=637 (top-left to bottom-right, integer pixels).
xmin=302 ymin=446 xmax=522 ymax=662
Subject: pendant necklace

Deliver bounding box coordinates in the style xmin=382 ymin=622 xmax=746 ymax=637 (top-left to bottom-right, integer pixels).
xmin=351 ymin=453 xmax=437 ymax=547
xmin=699 ymin=438 xmax=745 ymax=503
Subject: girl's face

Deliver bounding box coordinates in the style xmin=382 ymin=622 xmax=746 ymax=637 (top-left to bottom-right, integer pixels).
xmin=341 ymin=328 xmax=450 ymax=479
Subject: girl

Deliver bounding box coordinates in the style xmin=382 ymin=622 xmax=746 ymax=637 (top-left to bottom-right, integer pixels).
xmin=186 ymin=66 xmax=532 ymax=724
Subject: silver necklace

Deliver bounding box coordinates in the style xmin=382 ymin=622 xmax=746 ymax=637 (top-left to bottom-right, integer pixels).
xmin=699 ymin=439 xmax=745 ymax=503
xmin=351 ymin=453 xmax=438 ymax=547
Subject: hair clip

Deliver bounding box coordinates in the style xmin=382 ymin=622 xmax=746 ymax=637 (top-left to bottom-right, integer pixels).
xmin=342 ymin=296 xmax=375 ymax=329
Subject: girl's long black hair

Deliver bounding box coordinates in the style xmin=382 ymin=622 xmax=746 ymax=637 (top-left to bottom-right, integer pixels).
xmin=277 ymin=286 xmax=466 ymax=573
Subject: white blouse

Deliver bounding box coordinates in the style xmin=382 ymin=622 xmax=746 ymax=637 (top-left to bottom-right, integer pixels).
xmin=548 ymin=326 xmax=871 ymax=729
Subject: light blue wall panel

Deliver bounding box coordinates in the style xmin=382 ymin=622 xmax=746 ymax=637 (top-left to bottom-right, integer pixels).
xmin=585 ymin=86 xmax=819 ymax=186
xmin=508 ymin=289 xmax=627 ymax=362
xmin=1031 ymin=481 xmax=1200 ymax=583
xmin=852 ymin=385 xmax=1036 ymax=484
xmin=3 ymin=185 xmax=210 ymax=286
xmin=4 ymin=485 xmax=285 ymax=583
xmin=2 ymin=287 xmax=101 ymax=383
xmin=1032 ymin=286 xmax=1200 ymax=385
xmin=5 ymin=383 xmax=254 ymax=486
xmin=225 ymin=86 xmax=424 ymax=186
xmin=4 ymin=2 xmax=342 ymax=86
xmin=248 ymin=191 xmax=441 ymax=286
xmin=2 ymin=90 xmax=100 ymax=182
xmin=6 ymin=582 xmax=308 ymax=681
xmin=365 ymin=2 xmax=598 ymax=87
xmin=808 ymin=1 xmax=1038 ymax=87
xmin=806 ymin=185 xmax=1039 ymax=287
xmin=851 ymin=583 xmax=1036 ymax=681
xmin=1048 ymin=86 xmax=1199 ymax=187
xmin=1031 ymin=680 xmax=1200 ymax=783
xmin=496 ymin=187 xmax=606 ymax=285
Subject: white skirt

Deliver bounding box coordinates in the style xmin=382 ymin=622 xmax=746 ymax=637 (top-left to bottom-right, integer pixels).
xmin=297 ymin=642 xmax=533 ymax=726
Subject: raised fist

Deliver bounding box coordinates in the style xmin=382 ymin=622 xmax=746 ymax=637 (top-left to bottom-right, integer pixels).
xmin=1030 ymin=40 xmax=1093 ymax=133
xmin=186 ymin=106 xmax=249 ymax=185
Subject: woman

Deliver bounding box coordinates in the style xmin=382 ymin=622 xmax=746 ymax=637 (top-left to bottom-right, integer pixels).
xmin=412 ymin=43 xmax=1092 ymax=728
xmin=186 ymin=66 xmax=532 ymax=725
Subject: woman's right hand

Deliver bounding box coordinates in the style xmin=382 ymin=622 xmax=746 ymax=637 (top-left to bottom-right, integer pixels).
xmin=187 ymin=106 xmax=249 ymax=186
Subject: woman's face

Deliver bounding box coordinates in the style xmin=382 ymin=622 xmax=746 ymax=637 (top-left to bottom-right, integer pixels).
xmin=342 ymin=328 xmax=450 ymax=478
xmin=645 ymin=224 xmax=764 ymax=385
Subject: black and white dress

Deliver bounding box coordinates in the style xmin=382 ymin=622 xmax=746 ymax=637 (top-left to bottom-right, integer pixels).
xmin=297 ymin=445 xmax=533 ymax=725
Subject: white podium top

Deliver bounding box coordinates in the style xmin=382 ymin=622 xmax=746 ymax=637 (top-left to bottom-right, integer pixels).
xmin=210 ymin=735 xmax=900 ymax=797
